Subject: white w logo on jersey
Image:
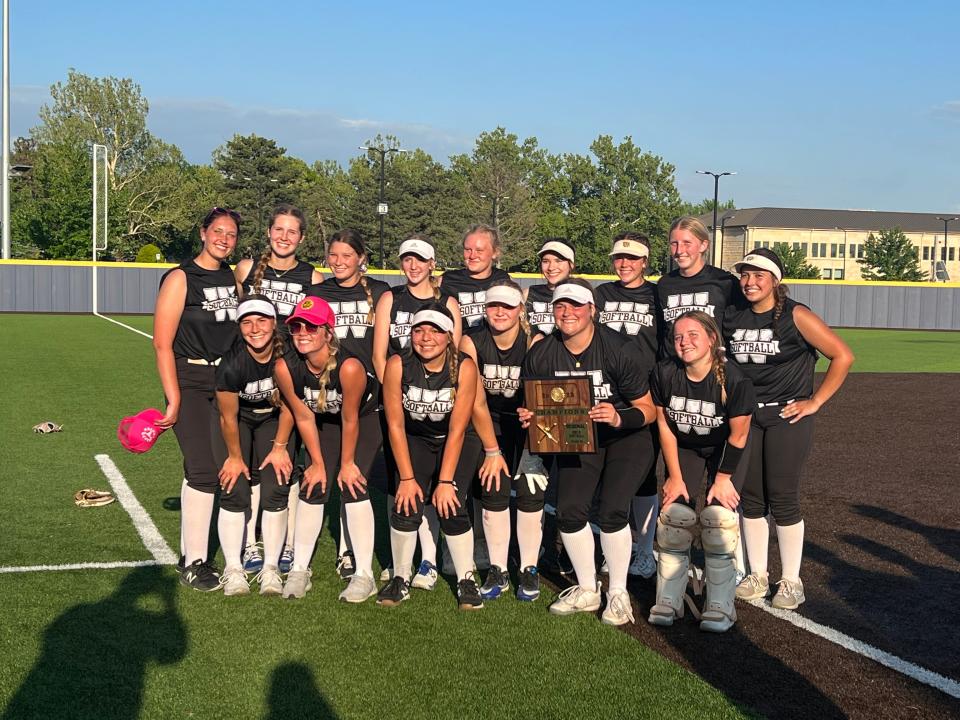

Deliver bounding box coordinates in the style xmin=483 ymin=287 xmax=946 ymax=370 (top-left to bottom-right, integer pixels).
xmin=600 ymin=301 xmax=653 ymax=335
xmin=458 ymin=291 xmax=486 ymax=327
xmin=729 ymin=328 xmax=780 ymax=364
xmin=391 ymin=311 xmax=413 ymax=348
xmin=667 ymin=395 xmax=723 ymax=435
xmin=201 ymin=286 xmax=238 ymax=321
xmin=555 ymin=369 xmax=611 ymax=404
xmin=404 ymin=385 xmax=453 ymax=421
xmin=482 ymin=364 xmax=521 ymax=397
xmin=663 ymin=291 xmax=712 ymax=322
xmin=302 ymin=386 xmax=343 ymax=413
xmin=241 ymin=377 xmax=275 ymax=403
xmin=258 ymin=279 xmax=304 ymax=317
xmin=528 ymin=301 xmax=555 ymax=334
xmin=329 ymin=300 xmax=372 ymax=339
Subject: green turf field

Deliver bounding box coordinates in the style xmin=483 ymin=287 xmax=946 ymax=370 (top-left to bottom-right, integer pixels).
xmin=816 ymin=328 xmax=960 ymax=372
xmin=1 ymin=315 xmax=752 ymax=720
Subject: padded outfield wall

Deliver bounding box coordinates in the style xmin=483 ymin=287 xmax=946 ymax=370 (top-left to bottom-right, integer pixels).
xmin=1 ymin=260 xmax=959 ymax=330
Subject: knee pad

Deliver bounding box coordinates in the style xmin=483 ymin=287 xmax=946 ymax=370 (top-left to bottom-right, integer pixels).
xmin=699 ymin=505 xmax=739 ymax=632
xmin=769 ymin=497 xmax=801 ymax=526
xmin=699 ymin=506 xmax=739 ymax=556
xmin=219 ymin=483 xmax=251 ymax=513
xmin=260 ymin=482 xmax=290 ymax=513
xmin=439 ymin=513 xmax=471 ymax=537
xmin=515 ymin=491 xmax=545 ymax=514
xmin=649 ymin=503 xmax=697 ymax=625
xmin=390 ymin=508 xmax=423 ymax=534
xmin=481 ymin=487 xmax=510 ymax=513
xmin=656 ymin=503 xmax=698 ymax=554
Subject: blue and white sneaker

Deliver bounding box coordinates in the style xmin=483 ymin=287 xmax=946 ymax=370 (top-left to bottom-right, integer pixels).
xmin=480 ymin=565 xmax=510 ymax=600
xmin=517 ymin=566 xmax=540 ymax=602
xmin=242 ymin=543 xmax=263 ymax=573
xmin=410 ymin=560 xmax=438 ymax=590
xmin=279 ymin=545 xmax=294 ymax=574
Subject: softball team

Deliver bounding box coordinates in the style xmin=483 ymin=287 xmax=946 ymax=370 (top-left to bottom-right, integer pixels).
xmin=725 ymin=248 xmax=853 ymax=609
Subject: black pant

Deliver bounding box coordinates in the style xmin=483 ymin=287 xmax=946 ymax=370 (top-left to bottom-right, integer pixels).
xmin=556 ymin=428 xmax=655 ymax=534
xmin=674 ymin=434 xmax=751 ymax=511
xmin=212 ymin=410 xmax=292 ymax=514
xmin=171 ymin=358 xmax=220 ymax=493
xmin=480 ymin=420 xmax=544 ymax=513
xmin=740 ymin=405 xmax=814 ymax=525
xmin=299 ymin=412 xmax=383 ymax=505
xmin=390 ymin=432 xmax=482 ymax=536
xmin=636 ymin=422 xmax=660 ymax=497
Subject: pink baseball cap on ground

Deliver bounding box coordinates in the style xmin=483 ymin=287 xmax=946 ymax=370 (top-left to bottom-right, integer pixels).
xmin=118 ymin=408 xmax=167 ymax=453
xmin=285 ymin=297 xmax=336 ymax=329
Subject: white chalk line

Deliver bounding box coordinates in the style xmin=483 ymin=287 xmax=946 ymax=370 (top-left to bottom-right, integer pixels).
xmin=0 ymin=560 xmax=164 ymax=574
xmin=93 ymin=311 xmax=154 ymax=340
xmin=94 ymin=453 xmax=178 ymax=565
xmin=745 ymin=599 xmax=960 ymax=699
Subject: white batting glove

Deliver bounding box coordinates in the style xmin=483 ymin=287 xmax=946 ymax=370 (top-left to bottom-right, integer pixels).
xmin=515 ymin=449 xmax=548 ymax=495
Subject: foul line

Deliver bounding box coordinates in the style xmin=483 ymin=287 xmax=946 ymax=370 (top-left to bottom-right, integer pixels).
xmin=0 ymin=560 xmax=163 ymax=574
xmin=93 ymin=311 xmax=154 ymax=340
xmin=746 ymin=599 xmax=960 ymax=699
xmin=94 ymin=454 xmax=178 ymax=565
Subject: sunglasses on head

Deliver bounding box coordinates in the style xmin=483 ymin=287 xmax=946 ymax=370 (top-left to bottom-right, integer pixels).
xmin=288 ymin=320 xmax=322 ymax=336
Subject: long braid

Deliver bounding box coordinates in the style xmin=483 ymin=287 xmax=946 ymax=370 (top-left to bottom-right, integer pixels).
xmin=446 ymin=338 xmax=459 ymax=403
xmin=772 ymin=284 xmax=789 ymax=339
xmin=313 ymin=334 xmax=340 ymax=413
xmin=359 ymin=274 xmax=375 ymax=325
xmin=713 ymin=342 xmax=727 ymax=405
xmin=429 ymin=274 xmax=442 ymax=300
xmin=250 ymin=247 xmax=272 ymax=295
xmin=518 ymin=307 xmax=533 ymax=349
xmin=269 ymin=331 xmax=286 ymax=408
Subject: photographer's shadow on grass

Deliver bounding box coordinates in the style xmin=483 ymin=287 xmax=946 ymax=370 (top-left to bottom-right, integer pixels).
xmin=264 ymin=662 xmax=337 ymax=720
xmin=2 ymin=566 xmax=186 ymax=720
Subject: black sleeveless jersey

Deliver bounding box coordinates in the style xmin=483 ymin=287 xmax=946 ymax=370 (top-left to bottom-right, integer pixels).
xmin=306 ymin=277 xmax=390 ymax=370
xmin=522 ymin=325 xmax=652 ymax=445
xmin=243 ymin=260 xmax=315 ymax=321
xmin=656 ymin=265 xmax=741 ymax=358
xmin=594 ymin=280 xmax=659 ymax=365
xmin=467 ymin=323 xmax=527 ymax=427
xmin=284 ymin=348 xmax=378 ymax=423
xmin=525 ymin=283 xmax=556 ymax=337
xmin=723 ymin=298 xmax=818 ymax=405
xmin=400 ymin=352 xmax=469 ymax=439
xmin=163 ymin=260 xmax=238 ymax=361
xmin=215 ymin=340 xmax=278 ymax=423
xmin=440 ymin=267 xmax=512 ymax=328
xmin=388 ymin=285 xmax=449 ymax=357
xmin=652 ymin=359 xmax=755 ymax=449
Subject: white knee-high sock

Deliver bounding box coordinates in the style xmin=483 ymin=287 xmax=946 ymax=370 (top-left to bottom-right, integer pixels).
xmin=246 ymin=484 xmax=261 ymax=547
xmin=285 ymin=482 xmax=299 ymax=547
xmin=345 ymin=500 xmax=375 ymax=578
xmin=261 ymin=509 xmax=287 ymax=568
xmin=734 ymin=510 xmax=746 ymax=575
xmin=445 ymin=529 xmax=476 ymax=581
xmin=390 ymin=527 xmax=418 ymax=580
xmin=742 ymin=516 xmax=770 ymax=577
xmin=181 ymin=480 xmax=215 ymax=565
xmin=218 ymin=509 xmax=246 ymax=569
xmin=292 ymin=502 xmax=324 ymax=572
xmin=631 ymin=495 xmax=658 ymax=556
xmin=776 ymin=520 xmax=805 ymax=583
xmin=418 ymin=506 xmax=440 ymax=565
xmin=560 ymin=525 xmax=597 ymax=590
xmin=600 ymin=526 xmax=633 ymax=592
xmin=482 ymin=509 xmax=511 ymax=570
xmin=516 ymin=509 xmax=543 ymax=570
xmin=338 ymin=503 xmax=349 ymax=556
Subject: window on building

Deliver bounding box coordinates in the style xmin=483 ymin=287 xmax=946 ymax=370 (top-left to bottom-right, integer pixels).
xmin=835 ymin=269 xmax=844 ymax=280
xmin=754 ymin=241 xmax=762 ymax=250
xmin=923 ymin=247 xmax=930 ymax=261
xmin=830 ymin=243 xmax=838 ymax=258
xmin=793 ymin=242 xmax=800 ymax=251
xmin=858 ymin=244 xmax=865 ymax=258
xmin=812 ymin=244 xmax=819 ymax=258
xmin=821 ymin=268 xmax=833 ymax=280
xmin=820 ymin=243 xmax=827 ymax=257
xmin=942 ymin=247 xmax=948 ymax=261
xmin=849 ymin=243 xmax=856 ymax=258
xmin=801 ymin=243 xmax=809 ymax=256
xmin=950 ymin=248 xmax=956 ymax=262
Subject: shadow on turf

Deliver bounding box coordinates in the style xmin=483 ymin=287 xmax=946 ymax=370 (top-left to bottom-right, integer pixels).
xmin=2 ymin=566 xmax=186 ymax=720
xmin=853 ymin=503 xmax=959 ymax=563
xmin=264 ymin=662 xmax=338 ymax=720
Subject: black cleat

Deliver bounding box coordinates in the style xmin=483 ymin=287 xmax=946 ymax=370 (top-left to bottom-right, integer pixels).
xmin=480 ymin=565 xmax=510 ymax=600
xmin=457 ymin=576 xmax=484 ymax=611
xmin=180 ymin=559 xmax=221 ymax=592
xmin=517 ymin=566 xmax=541 ymax=602
xmin=376 ymin=576 xmax=410 ymax=607
xmin=336 ymin=550 xmax=356 ymax=580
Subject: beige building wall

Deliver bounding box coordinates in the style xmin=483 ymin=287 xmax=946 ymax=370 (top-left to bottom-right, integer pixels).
xmin=718 ymin=226 xmax=958 ymax=281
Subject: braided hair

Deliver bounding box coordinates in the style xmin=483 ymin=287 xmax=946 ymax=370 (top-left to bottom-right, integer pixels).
xmin=309 ymin=331 xmax=340 ymax=413
xmin=329 ymin=229 xmax=375 ymax=324
xmin=772 ymin=283 xmax=790 ymax=339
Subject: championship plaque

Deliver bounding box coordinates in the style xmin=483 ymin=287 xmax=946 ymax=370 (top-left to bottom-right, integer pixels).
xmin=524 ymin=378 xmax=596 ymax=454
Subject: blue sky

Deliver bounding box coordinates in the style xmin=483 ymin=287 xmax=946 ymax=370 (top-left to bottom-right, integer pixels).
xmin=9 ymin=1 xmax=960 ymax=212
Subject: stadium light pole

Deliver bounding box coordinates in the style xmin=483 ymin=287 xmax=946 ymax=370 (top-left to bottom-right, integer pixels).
xmin=359 ymin=145 xmax=406 ymax=268
xmin=1 ymin=0 xmax=10 ymax=259
xmin=935 ymin=216 xmax=957 ymax=282
xmin=697 ymin=170 xmax=735 ymax=266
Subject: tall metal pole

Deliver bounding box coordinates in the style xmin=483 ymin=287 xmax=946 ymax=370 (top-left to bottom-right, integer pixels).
xmin=1 ymin=0 xmax=10 ymax=259
xmin=378 ymin=151 xmax=386 ymax=269
xmin=697 ymin=170 xmax=735 ymax=267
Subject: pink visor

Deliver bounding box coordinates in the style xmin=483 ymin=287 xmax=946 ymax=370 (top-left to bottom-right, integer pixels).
xmin=118 ymin=408 xmax=167 ymax=453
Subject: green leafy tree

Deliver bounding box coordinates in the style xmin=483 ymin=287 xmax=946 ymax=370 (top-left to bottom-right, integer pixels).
xmin=681 ymin=197 xmax=736 ymax=217
xmin=135 ymin=243 xmax=164 ymax=263
xmin=857 ymin=227 xmax=926 ymax=281
xmin=771 ymin=243 xmax=820 ymax=279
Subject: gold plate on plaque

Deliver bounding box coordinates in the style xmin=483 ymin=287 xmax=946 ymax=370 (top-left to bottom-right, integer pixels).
xmin=524 ymin=378 xmax=596 ymax=454
xmin=550 ymin=386 xmax=566 ymax=403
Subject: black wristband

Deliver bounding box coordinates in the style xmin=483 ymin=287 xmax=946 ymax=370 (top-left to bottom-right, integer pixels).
xmin=616 ymin=407 xmax=649 ymax=430
xmin=717 ymin=441 xmax=745 ymax=475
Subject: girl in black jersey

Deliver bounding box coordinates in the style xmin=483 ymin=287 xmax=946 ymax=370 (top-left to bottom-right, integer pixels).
xmin=524 ymin=238 xmax=575 ymax=337
xmin=519 ymin=279 xmax=656 ymax=626
xmin=273 ymin=296 xmax=382 ymax=602
xmin=377 ymin=304 xmax=485 ymax=610
xmin=460 ymin=280 xmax=545 ymax=602
xmin=306 ymin=229 xmax=389 ymax=577
xmin=234 ymin=204 xmax=324 ymax=575
xmin=648 ymin=312 xmax=755 ymax=632
xmin=439 ymin=224 xmax=512 ymax=329
xmin=213 ymin=296 xmax=311 ymax=597
xmin=154 ymin=207 xmax=241 ymax=591
xmin=595 ymin=232 xmax=661 ymax=581
xmin=725 ymin=248 xmax=853 ymax=610
xmin=372 ymin=235 xmax=461 ymax=590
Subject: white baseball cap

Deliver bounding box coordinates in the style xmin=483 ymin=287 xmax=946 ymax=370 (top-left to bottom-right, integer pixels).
xmin=398 ymin=238 xmax=435 ymax=261
xmin=551 ymin=283 xmax=594 ymax=306
xmin=410 ymin=308 xmax=454 ymax=333
xmin=538 ymin=240 xmax=575 ymax=263
xmin=484 ymin=285 xmax=523 ymax=307
xmin=609 ymin=238 xmax=649 ymax=258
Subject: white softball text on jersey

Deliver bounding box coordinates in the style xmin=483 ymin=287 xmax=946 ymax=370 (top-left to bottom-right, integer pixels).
xmin=404 ymin=385 xmax=454 ymax=421
xmin=329 ymin=300 xmax=372 ymax=339
xmin=528 ymin=301 xmax=555 ymax=334
xmin=482 ymin=364 xmax=521 ymax=397
xmin=728 ymin=328 xmax=781 ymax=364
xmin=258 ymin=279 xmax=305 ymax=317
xmin=241 ymin=378 xmax=275 ymax=403
xmin=663 ymin=292 xmax=713 ymax=322
xmin=599 ymin=301 xmax=654 ymax=335
xmin=202 ymin=286 xmax=238 ymax=321
xmin=458 ymin=291 xmax=487 ymax=327
xmin=667 ymin=396 xmax=723 ymax=435
xmin=391 ymin=311 xmax=413 ymax=348
xmin=302 ymin=386 xmax=342 ymax=414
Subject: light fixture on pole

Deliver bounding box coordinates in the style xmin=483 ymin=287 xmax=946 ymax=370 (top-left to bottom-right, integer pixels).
xmin=935 ymin=216 xmax=958 ymax=282
xmin=359 ymin=145 xmax=406 ymax=268
xmin=696 ymin=169 xmax=736 ymax=266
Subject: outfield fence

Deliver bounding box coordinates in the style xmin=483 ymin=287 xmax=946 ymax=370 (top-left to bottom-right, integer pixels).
xmin=1 ymin=260 xmax=959 ymax=330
